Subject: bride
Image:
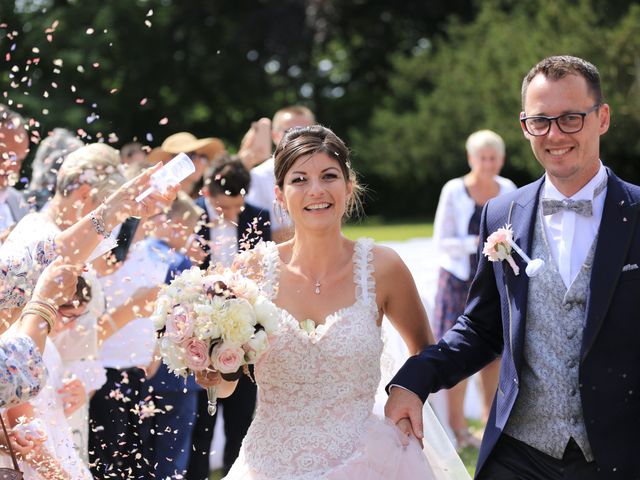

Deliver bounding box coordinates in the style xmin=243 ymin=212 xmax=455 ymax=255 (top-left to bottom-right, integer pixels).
xmin=197 ymin=125 xmax=468 ymax=479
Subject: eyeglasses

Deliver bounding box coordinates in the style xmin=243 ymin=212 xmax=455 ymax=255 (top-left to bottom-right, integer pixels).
xmin=520 ymin=104 xmax=600 ymax=136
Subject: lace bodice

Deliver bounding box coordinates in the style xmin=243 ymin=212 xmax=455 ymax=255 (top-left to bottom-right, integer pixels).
xmin=238 ymin=238 xmax=382 ymax=479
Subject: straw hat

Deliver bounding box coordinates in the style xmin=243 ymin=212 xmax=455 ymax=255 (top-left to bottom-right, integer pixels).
xmin=145 ymin=146 xmax=173 ymax=165
xmin=161 ymin=132 xmax=225 ymax=160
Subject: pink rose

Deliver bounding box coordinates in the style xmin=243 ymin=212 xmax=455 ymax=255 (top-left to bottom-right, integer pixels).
xmin=210 ymin=343 xmax=244 ymax=374
xmin=183 ymin=338 xmax=211 ymax=371
xmin=166 ymin=305 xmax=194 ymax=343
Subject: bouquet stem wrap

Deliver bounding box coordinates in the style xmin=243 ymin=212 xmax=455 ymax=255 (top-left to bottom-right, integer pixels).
xmin=206 ymin=386 xmax=218 ymax=416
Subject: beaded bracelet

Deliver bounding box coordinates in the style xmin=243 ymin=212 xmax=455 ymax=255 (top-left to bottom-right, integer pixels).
xmin=89 ymin=208 xmax=111 ymax=239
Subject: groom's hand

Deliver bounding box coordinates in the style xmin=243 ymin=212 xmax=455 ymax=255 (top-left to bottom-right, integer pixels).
xmin=385 ymin=386 xmax=424 ymax=446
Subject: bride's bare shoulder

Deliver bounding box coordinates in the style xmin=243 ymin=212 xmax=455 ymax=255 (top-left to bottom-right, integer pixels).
xmin=370 ymin=244 xmax=404 ymax=273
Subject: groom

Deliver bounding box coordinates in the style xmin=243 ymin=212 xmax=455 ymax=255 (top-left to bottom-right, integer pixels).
xmin=386 ymin=55 xmax=640 ymax=479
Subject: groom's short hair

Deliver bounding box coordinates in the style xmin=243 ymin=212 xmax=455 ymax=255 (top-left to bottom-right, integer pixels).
xmin=521 ymin=55 xmax=603 ymax=108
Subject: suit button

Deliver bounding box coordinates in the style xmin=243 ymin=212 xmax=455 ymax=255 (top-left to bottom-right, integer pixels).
xmin=567 ymin=330 xmax=576 ymax=340
xmin=569 ymin=388 xmax=577 ymax=396
xmin=567 ymin=359 xmax=577 ymax=368
xmin=563 ymin=302 xmax=573 ymax=311
xmin=569 ymin=417 xmax=577 ymax=426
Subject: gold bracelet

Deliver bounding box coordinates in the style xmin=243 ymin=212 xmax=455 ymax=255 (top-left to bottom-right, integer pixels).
xmin=22 ymin=305 xmax=57 ymax=332
xmin=28 ymin=299 xmax=58 ymax=317
xmin=20 ymin=307 xmax=56 ymax=333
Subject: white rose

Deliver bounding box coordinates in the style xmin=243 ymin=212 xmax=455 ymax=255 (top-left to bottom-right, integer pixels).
xmin=218 ymin=298 xmax=257 ymax=345
xmin=243 ymin=329 xmax=269 ymax=364
xmin=158 ymin=336 xmax=189 ymax=378
xmin=152 ymin=295 xmax=171 ymax=330
xmin=230 ymin=274 xmax=260 ymax=304
xmin=254 ymin=297 xmax=280 ymax=334
xmin=193 ymin=301 xmax=223 ymax=340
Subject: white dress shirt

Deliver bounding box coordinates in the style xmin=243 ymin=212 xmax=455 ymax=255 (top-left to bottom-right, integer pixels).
xmin=204 ymin=198 xmax=238 ymax=268
xmin=99 ymin=238 xmax=169 ymax=369
xmin=541 ymin=162 xmax=607 ymax=288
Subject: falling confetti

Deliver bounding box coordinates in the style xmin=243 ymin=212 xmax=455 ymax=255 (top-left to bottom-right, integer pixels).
xmin=86 ymin=27 xmax=95 ymax=35
xmin=159 ymin=117 xmax=169 ymax=125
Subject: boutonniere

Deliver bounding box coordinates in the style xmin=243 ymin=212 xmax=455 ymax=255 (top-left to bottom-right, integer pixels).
xmin=482 ymin=224 xmax=545 ymax=277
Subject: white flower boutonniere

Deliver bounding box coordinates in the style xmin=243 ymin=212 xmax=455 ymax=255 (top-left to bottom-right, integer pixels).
xmin=482 ymin=224 xmax=545 ymax=277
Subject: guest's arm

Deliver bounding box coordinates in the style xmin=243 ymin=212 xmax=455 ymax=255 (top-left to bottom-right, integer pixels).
xmin=0 ymin=163 xmax=177 ymax=312
xmin=5 ymin=404 xmax=71 ymax=478
xmin=432 ymin=180 xmax=477 ymax=258
xmin=97 ymin=286 xmax=160 ymax=342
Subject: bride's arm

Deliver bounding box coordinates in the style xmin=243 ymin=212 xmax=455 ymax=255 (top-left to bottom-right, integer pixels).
xmin=374 ymin=246 xmax=434 ymax=355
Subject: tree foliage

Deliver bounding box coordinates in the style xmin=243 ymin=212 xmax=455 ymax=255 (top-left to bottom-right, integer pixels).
xmin=352 ymin=0 xmax=640 ymax=216
xmin=1 ymin=0 xmax=640 ymax=217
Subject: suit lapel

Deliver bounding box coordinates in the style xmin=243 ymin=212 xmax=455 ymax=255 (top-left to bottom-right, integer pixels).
xmin=582 ymin=171 xmax=639 ymax=360
xmin=503 ymin=178 xmax=543 ymax=370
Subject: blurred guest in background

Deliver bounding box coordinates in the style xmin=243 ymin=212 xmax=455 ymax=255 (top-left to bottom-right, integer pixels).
xmin=241 ymin=105 xmax=315 ymax=243
xmin=0 ymin=104 xmax=30 ymax=242
xmin=431 ymin=129 xmax=516 ymax=450
xmin=187 ymin=154 xmax=270 ymax=478
xmin=27 ymin=128 xmax=83 ymax=211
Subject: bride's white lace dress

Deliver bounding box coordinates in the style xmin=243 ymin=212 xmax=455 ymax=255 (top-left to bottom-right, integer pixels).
xmin=225 ymin=238 xmax=466 ymax=480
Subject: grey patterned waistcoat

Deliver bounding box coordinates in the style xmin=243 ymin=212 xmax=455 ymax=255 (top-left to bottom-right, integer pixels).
xmin=503 ymin=211 xmax=594 ymax=461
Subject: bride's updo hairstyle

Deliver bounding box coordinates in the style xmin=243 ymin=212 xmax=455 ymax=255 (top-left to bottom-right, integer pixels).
xmin=274 ymin=125 xmax=363 ymax=218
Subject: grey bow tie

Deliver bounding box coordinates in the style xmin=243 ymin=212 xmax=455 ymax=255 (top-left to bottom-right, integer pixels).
xmin=541 ymin=198 xmax=592 ymax=216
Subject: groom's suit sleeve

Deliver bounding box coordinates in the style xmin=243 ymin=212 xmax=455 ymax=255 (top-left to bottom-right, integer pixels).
xmin=388 ymin=200 xmax=506 ymax=403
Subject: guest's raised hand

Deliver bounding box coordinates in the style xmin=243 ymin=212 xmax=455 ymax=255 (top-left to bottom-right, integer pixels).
xmin=100 ymin=162 xmax=179 ymax=228
xmin=32 ymin=257 xmax=82 ymax=307
xmin=238 ymin=118 xmax=272 ymax=169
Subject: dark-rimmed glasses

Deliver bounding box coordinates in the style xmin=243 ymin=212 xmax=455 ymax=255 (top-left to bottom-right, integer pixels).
xmin=521 ymin=104 xmax=600 ymax=136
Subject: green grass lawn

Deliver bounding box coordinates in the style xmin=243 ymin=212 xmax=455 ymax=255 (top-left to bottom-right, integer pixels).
xmin=343 ymin=217 xmax=433 ymax=242
xmin=209 ymin=220 xmax=480 ymax=480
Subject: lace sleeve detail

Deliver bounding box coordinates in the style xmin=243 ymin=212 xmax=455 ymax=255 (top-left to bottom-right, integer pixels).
xmin=0 ymin=236 xmax=58 ymax=310
xmin=353 ymin=237 xmax=375 ymax=304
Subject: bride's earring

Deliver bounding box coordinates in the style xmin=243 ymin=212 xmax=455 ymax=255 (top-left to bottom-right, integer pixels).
xmin=273 ymin=200 xmax=289 ymax=224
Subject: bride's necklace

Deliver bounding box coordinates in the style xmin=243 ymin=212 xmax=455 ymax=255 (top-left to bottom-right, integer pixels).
xmin=314 ymin=280 xmax=321 ymax=295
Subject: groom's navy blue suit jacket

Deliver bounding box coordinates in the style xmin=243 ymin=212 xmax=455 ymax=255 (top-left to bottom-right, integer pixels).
xmin=391 ymin=169 xmax=640 ymax=478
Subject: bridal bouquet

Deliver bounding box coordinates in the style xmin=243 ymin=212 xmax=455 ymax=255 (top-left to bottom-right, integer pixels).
xmin=152 ymin=266 xmax=279 ymax=414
